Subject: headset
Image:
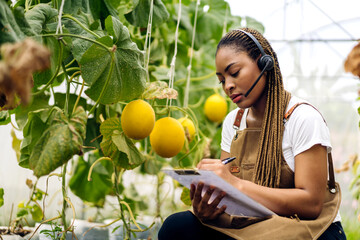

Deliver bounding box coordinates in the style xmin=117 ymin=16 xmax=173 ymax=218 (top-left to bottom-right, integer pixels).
xmin=237 ymin=30 xmax=274 ymax=97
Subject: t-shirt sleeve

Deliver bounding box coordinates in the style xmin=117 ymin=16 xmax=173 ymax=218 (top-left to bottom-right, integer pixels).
xmin=286 ymin=105 xmax=332 ymax=157
xmin=221 ymin=109 xmax=237 ymax=153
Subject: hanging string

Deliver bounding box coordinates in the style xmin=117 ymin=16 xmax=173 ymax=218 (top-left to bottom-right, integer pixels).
xmin=56 ymin=0 xmax=66 ymax=34
xmin=144 ymin=0 xmax=155 ymax=82
xmin=183 ymin=0 xmax=200 ymax=108
xmin=222 ymin=3 xmax=229 ymax=36
xmin=166 ymin=0 xmax=182 ymax=110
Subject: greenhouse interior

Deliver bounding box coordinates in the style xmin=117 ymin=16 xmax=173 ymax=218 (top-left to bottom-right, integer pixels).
xmin=1 ymin=0 xmax=360 ymax=239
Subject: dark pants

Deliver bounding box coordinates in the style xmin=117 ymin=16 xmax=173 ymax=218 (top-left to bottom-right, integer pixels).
xmin=158 ymin=211 xmax=347 ymax=240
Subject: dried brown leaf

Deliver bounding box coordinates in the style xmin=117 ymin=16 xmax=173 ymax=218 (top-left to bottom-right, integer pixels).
xmin=0 ymin=38 xmax=50 ymax=110
xmin=142 ymin=81 xmax=178 ymax=100
xmin=344 ymin=42 xmax=360 ymax=78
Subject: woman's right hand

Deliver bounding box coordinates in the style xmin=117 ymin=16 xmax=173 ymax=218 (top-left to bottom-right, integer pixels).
xmin=190 ymin=181 xmax=227 ymax=222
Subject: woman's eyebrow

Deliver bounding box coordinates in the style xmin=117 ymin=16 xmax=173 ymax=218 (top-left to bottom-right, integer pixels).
xmin=216 ymin=62 xmax=238 ymax=76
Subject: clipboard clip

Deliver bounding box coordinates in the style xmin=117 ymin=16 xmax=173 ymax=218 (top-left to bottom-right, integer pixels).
xmin=174 ymin=170 xmax=200 ymax=175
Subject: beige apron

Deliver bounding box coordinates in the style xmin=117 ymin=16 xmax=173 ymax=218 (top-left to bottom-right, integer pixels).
xmin=201 ymin=104 xmax=341 ymax=240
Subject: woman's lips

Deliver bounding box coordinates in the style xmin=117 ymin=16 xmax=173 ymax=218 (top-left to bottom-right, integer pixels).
xmin=231 ymin=94 xmax=243 ymax=103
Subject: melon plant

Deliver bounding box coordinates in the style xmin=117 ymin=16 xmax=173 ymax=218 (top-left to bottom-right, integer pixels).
xmin=0 ymin=0 xmax=264 ymax=237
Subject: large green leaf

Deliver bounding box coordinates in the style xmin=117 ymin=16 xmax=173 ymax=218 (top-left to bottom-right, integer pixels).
xmin=125 ymin=0 xmax=169 ymax=28
xmin=80 ymin=21 xmax=146 ymax=103
xmin=28 ymin=107 xmax=87 ymax=177
xmin=69 ymin=154 xmax=112 ymax=206
xmin=24 ymin=4 xmax=58 ymax=35
xmin=19 ymin=109 xmax=51 ymax=168
xmin=62 ymin=12 xmax=104 ymax=61
xmin=100 ymin=117 xmax=144 ymax=169
xmin=0 ymin=0 xmax=25 ymax=44
xmin=12 ymin=7 xmax=36 ymax=37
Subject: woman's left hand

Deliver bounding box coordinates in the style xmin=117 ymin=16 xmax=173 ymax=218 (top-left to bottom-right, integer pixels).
xmin=190 ymin=182 xmax=227 ymax=222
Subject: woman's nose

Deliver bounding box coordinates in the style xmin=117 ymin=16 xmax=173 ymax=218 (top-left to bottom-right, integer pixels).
xmin=224 ymin=78 xmax=235 ymax=92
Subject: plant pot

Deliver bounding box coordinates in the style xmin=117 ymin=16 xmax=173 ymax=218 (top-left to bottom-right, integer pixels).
xmin=0 ymin=226 xmax=37 ymax=240
xmin=72 ymin=219 xmax=108 ymax=240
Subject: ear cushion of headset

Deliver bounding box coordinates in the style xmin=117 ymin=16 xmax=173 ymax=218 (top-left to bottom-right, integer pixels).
xmin=258 ymin=55 xmax=274 ymax=71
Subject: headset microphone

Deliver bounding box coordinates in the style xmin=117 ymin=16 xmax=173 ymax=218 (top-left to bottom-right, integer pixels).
xmin=244 ymin=60 xmax=271 ymax=97
xmin=237 ymin=29 xmax=274 ymax=97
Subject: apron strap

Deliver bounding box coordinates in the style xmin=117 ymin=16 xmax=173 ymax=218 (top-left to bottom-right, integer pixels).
xmin=233 ymin=108 xmax=245 ymax=130
xmin=284 ymin=102 xmax=337 ymax=193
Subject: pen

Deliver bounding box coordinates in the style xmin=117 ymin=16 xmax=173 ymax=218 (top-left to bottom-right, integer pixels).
xmin=221 ymin=157 xmax=236 ymax=165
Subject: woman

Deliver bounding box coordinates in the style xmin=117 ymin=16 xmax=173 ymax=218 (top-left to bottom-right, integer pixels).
xmin=158 ymin=28 xmax=346 ymax=240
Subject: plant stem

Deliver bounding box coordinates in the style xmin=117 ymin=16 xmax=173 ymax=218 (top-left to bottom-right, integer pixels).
xmin=62 ymin=62 xmax=71 ymax=117
xmin=60 ymin=163 xmax=68 ymax=240
xmin=88 ymin=51 xmax=116 ymax=114
xmin=156 ymin=174 xmax=162 ymax=218
xmin=113 ymin=166 xmax=131 ymax=239
xmin=62 ymin=14 xmax=101 ymax=38
xmin=39 ymin=33 xmax=111 ymax=52
xmin=32 ymin=39 xmax=63 ymax=96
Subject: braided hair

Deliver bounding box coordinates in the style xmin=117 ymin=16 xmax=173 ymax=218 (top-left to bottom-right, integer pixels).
xmin=217 ymin=28 xmax=291 ymax=188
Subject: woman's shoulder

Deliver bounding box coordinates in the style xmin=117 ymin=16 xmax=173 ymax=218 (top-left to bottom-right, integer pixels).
xmin=286 ymin=96 xmax=325 ymax=121
xmin=223 ymin=107 xmax=248 ymax=128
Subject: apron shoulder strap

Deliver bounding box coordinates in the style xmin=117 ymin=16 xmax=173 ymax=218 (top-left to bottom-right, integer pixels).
xmin=283 ymin=102 xmax=337 ymax=193
xmin=233 ymin=108 xmax=245 ymax=130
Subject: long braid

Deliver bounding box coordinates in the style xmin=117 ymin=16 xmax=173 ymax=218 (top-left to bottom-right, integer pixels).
xmin=217 ymin=28 xmax=291 ymax=188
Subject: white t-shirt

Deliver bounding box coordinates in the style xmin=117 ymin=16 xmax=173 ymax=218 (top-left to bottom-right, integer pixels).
xmin=221 ymin=96 xmax=341 ymax=222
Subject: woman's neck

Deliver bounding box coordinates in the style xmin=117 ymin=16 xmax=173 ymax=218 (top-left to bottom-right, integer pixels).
xmin=246 ymin=92 xmax=267 ymax=128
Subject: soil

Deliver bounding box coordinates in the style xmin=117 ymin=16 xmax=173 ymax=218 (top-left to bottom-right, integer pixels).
xmin=0 ymin=228 xmax=31 ymax=237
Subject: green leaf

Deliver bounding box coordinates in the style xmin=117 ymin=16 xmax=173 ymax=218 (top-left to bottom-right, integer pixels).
xmin=33 ymin=37 xmax=64 ymax=88
xmin=111 ymin=131 xmax=144 ymax=169
xmin=24 ymin=4 xmax=58 ymax=35
xmin=180 ymin=187 xmax=191 ymax=206
xmin=69 ymin=155 xmax=112 ymax=205
xmin=11 ymin=129 xmax=21 ymax=162
xmin=12 ymin=6 xmax=36 ymax=36
xmin=30 ymin=204 xmax=43 ymax=222
xmin=83 ymin=118 xmax=101 ymax=152
xmin=56 ymin=0 xmax=90 ymax=16
xmin=17 ymin=208 xmax=29 ymax=218
xmin=54 ymin=93 xmax=87 ymax=114
xmin=100 ymin=117 xmax=144 ymax=169
xmin=29 ymin=107 xmax=87 ymax=177
xmin=15 ymin=92 xmax=50 ymax=130
xmin=88 ymin=0 xmax=119 ymax=24
xmin=62 ymin=12 xmax=104 ymax=61
xmin=0 ymin=111 xmax=11 ymax=125
xmin=0 ymin=188 xmax=4 ymax=207
xmin=80 ymin=32 xmax=146 ymax=104
xmin=0 ymin=0 xmax=25 ymax=44
xmin=19 ymin=109 xmax=51 ymax=168
xmin=125 ymin=0 xmax=170 ymax=28
xmin=105 ymin=16 xmax=122 ymax=43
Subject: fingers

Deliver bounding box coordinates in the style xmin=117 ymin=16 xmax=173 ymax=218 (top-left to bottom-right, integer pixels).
xmin=208 ymin=191 xmax=226 ymax=208
xmin=193 ymin=182 xmax=204 ymax=203
xmin=191 ymin=182 xmax=227 ymax=221
xmin=190 ymin=183 xmax=195 ymax=200
xmin=197 ymin=158 xmax=221 ymax=169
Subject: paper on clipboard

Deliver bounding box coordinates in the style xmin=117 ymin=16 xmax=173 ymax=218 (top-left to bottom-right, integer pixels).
xmin=163 ymin=169 xmax=276 ymax=218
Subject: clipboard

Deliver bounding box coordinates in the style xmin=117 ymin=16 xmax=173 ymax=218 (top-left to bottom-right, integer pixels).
xmin=163 ymin=169 xmax=276 ymax=217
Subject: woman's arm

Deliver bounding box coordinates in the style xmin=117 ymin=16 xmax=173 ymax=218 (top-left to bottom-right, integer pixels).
xmin=197 ymin=144 xmax=328 ymax=219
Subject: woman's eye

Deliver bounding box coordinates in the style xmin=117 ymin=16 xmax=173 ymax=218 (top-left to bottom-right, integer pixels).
xmin=218 ymin=79 xmax=225 ymax=85
xmin=231 ymin=71 xmax=239 ymax=77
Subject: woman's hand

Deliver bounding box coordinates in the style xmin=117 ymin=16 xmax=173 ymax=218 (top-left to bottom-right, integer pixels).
xmin=190 ymin=181 xmax=227 ymax=222
xmin=197 ymin=158 xmax=234 ymax=183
